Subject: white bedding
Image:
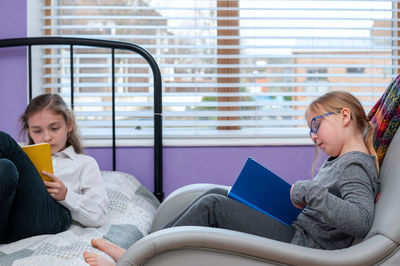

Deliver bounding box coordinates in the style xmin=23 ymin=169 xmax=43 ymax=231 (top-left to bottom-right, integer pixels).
xmin=0 ymin=171 xmax=160 ymax=266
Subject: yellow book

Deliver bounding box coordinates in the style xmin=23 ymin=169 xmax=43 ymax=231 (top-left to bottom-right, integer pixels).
xmin=22 ymin=143 xmax=53 ymax=182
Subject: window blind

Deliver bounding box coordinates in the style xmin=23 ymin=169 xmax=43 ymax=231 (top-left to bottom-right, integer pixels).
xmin=39 ymin=0 xmax=398 ymax=143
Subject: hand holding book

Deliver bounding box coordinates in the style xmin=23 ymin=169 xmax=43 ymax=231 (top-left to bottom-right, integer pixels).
xmin=42 ymin=170 xmax=67 ymax=201
xmin=290 ymin=185 xmax=306 ymax=210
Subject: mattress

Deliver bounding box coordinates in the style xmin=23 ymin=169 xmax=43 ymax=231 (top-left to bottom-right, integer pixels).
xmin=0 ymin=171 xmax=159 ymax=266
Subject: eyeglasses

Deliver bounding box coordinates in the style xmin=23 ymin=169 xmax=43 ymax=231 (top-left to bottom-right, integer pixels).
xmin=309 ymin=112 xmax=334 ymax=138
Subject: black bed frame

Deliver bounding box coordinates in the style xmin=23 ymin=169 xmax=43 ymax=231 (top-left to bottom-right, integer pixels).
xmin=0 ymin=37 xmax=164 ymax=201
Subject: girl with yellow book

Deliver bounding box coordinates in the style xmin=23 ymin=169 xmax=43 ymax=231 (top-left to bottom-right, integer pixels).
xmin=0 ymin=94 xmax=109 ymax=244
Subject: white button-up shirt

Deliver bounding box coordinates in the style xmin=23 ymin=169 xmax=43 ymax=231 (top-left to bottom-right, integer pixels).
xmin=52 ymin=146 xmax=109 ymax=227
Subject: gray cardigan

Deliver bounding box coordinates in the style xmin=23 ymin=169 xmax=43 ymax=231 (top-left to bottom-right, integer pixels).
xmin=290 ymin=151 xmax=379 ymax=249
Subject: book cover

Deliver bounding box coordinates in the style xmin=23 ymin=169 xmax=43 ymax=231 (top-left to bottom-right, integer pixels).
xmin=228 ymin=158 xmax=301 ymax=226
xmin=22 ymin=143 xmax=54 ymax=182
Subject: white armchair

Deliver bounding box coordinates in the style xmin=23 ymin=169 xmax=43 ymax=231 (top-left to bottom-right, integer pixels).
xmin=117 ymin=130 xmax=400 ymax=266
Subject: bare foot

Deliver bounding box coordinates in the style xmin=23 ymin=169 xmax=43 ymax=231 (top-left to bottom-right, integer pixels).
xmin=83 ymin=250 xmax=115 ymax=266
xmin=91 ymin=238 xmax=127 ymax=262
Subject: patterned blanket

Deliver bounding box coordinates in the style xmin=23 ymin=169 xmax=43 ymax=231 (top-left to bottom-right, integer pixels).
xmin=368 ymin=74 xmax=400 ymax=166
xmin=0 ymin=171 xmax=160 ymax=266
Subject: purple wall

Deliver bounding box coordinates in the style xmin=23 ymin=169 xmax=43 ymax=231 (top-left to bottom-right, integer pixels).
xmin=86 ymin=145 xmax=315 ymax=197
xmin=0 ymin=0 xmax=315 ymax=198
xmin=0 ymin=0 xmax=28 ymax=138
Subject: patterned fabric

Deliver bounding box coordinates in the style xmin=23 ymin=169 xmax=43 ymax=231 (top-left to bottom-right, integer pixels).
xmin=0 ymin=171 xmax=159 ymax=266
xmin=368 ymin=74 xmax=400 ymax=166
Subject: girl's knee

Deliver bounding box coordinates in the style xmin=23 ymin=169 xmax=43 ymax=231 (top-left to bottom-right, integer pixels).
xmin=197 ymin=193 xmax=227 ymax=210
xmin=0 ymin=131 xmax=13 ymax=143
xmin=200 ymin=193 xmax=221 ymax=202
xmin=0 ymin=159 xmax=19 ymax=190
xmin=0 ymin=131 xmax=18 ymax=153
xmin=204 ymin=187 xmax=229 ymax=196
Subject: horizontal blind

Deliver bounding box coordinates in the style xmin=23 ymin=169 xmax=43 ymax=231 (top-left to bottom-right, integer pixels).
xmin=41 ymin=0 xmax=399 ymax=141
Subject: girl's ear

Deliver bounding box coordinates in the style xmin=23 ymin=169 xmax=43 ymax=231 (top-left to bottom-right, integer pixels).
xmin=67 ymin=121 xmax=73 ymax=133
xmin=340 ymin=108 xmax=351 ymax=126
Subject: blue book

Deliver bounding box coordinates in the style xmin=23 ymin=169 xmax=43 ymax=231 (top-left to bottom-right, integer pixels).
xmin=228 ymin=158 xmax=301 ymax=226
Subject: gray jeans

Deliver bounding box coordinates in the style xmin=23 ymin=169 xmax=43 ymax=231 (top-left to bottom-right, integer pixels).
xmin=164 ymin=187 xmax=295 ymax=243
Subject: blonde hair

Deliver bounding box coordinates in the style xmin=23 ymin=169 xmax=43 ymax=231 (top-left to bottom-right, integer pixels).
xmin=307 ymin=90 xmax=379 ymax=176
xmin=19 ymin=93 xmax=83 ymax=154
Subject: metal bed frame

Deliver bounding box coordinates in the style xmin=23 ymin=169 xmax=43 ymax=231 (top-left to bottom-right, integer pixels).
xmin=0 ymin=37 xmax=164 ymax=201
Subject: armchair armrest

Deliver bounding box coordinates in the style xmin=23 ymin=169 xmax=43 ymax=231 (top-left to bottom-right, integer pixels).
xmin=118 ymin=226 xmax=397 ymax=266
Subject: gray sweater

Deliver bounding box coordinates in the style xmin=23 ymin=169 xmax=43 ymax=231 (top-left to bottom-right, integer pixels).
xmin=290 ymin=151 xmax=379 ymax=250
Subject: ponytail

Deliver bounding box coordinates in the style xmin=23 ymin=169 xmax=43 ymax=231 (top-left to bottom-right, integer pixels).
xmin=365 ymin=121 xmax=379 ymax=174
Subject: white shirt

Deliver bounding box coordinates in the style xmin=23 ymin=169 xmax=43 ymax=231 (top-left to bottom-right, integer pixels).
xmin=52 ymin=146 xmax=109 ymax=227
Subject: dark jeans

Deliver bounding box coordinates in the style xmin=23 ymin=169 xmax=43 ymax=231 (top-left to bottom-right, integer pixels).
xmin=0 ymin=131 xmax=71 ymax=244
xmin=164 ymin=187 xmax=295 ymax=243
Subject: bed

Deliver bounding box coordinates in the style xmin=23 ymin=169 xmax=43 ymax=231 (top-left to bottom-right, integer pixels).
xmin=0 ymin=37 xmax=164 ymax=265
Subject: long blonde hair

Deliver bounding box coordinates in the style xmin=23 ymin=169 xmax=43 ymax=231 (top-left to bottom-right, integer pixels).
xmin=307 ymin=90 xmax=379 ymax=176
xmin=19 ymin=93 xmax=83 ymax=154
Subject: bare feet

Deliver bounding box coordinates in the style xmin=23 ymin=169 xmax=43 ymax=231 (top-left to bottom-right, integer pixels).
xmin=90 ymin=238 xmax=127 ymax=262
xmin=83 ymin=250 xmax=115 ymax=266
xmin=83 ymin=238 xmax=126 ymax=266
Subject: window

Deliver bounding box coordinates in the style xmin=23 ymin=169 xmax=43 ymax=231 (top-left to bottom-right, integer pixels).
xmin=346 ymin=67 xmax=365 ymax=74
xmin=306 ymin=69 xmax=328 ymax=82
xmin=34 ymin=0 xmax=398 ymax=145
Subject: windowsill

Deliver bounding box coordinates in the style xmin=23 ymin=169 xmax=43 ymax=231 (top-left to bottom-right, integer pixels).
xmin=83 ymin=137 xmax=315 ymax=147
xmin=81 ymin=127 xmax=316 ymax=147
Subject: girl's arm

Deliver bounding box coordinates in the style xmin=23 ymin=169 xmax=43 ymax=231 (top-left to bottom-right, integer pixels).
xmin=291 ymin=163 xmax=376 ymax=237
xmin=59 ymin=156 xmax=109 ymax=227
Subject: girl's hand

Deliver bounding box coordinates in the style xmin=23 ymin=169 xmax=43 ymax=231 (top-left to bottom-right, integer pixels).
xmin=290 ymin=185 xmax=306 ymax=210
xmin=42 ymin=170 xmax=68 ymax=201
